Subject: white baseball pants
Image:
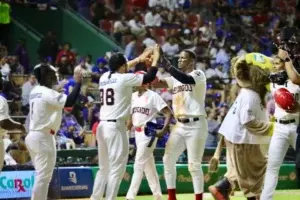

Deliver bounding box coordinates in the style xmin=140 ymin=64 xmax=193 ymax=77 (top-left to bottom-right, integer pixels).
xmin=91 ymin=120 xmax=129 ymax=200
xmin=163 ymin=117 xmax=208 ymax=194
xmin=261 ymin=121 xmax=298 ymax=200
xmin=0 ymin=138 xmax=4 ymax=171
xmin=126 ymin=130 xmax=162 ymax=200
xmin=25 ymin=131 xmax=56 ymax=200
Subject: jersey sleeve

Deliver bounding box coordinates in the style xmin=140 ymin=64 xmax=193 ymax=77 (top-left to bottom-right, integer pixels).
xmin=0 ymin=98 xmax=10 ymax=121
xmin=153 ymin=92 xmax=168 ymax=112
xmin=123 ymin=73 xmax=144 ymax=87
xmin=43 ymin=89 xmax=67 ymax=109
xmin=240 ymin=98 xmax=256 ymax=125
xmin=190 ymin=70 xmax=206 ymax=84
xmin=163 ymin=77 xmax=174 ymax=88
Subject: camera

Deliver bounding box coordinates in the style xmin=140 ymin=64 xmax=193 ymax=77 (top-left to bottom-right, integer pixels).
xmin=268 ymin=71 xmax=288 ymax=85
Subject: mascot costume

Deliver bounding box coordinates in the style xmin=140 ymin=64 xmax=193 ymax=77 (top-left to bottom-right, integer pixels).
xmin=208 ymin=53 xmax=275 ymax=200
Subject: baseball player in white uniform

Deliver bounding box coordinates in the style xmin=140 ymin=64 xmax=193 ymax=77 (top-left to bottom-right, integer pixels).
xmin=126 ymin=70 xmax=172 ymax=200
xmin=0 ymin=76 xmax=26 ymax=172
xmin=261 ymin=57 xmax=300 ymax=200
xmin=25 ymin=64 xmax=82 ymax=200
xmin=91 ymin=45 xmax=160 ymax=200
xmin=153 ymin=50 xmax=208 ymax=200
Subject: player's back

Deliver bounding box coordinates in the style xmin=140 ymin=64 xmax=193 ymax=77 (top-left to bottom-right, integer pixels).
xmin=29 ymin=85 xmax=67 ymax=133
xmin=99 ymin=71 xmax=143 ymax=121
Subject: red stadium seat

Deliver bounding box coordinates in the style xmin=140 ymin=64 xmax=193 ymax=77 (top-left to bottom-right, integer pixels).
xmin=154 ymin=28 xmax=166 ymax=37
xmin=99 ymin=20 xmax=113 ymax=33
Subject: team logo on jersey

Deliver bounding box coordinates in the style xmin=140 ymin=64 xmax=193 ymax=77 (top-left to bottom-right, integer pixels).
xmin=69 ymin=171 xmax=77 ymax=184
xmin=132 ymin=107 xmax=150 ymax=115
xmin=173 ymin=84 xmax=193 ymax=94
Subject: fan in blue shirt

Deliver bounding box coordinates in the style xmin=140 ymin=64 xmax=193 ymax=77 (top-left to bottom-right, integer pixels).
xmin=91 ymin=57 xmax=109 ymax=83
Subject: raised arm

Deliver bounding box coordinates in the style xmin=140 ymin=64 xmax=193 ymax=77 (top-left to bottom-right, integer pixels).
xmin=161 ymin=56 xmax=196 ymax=84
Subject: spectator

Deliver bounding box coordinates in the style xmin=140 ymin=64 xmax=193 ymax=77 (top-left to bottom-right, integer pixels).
xmin=124 ymin=35 xmax=137 ymax=59
xmin=0 ymin=56 xmax=10 ymax=81
xmin=57 ymin=55 xmax=74 ymax=76
xmin=142 ymin=32 xmax=156 ymax=48
xmin=144 ymin=7 xmax=162 ymax=27
xmin=215 ymin=46 xmax=230 ymax=72
xmin=55 ymin=43 xmax=76 ymax=66
xmin=113 ymin=15 xmax=129 ymax=44
xmin=162 ymin=37 xmax=180 ymax=57
xmin=21 ymin=73 xmax=37 ymax=115
xmin=15 ymin=39 xmax=30 ymax=73
xmin=38 ymin=31 xmax=59 ymax=63
xmin=90 ymin=0 xmax=106 ymax=26
xmin=205 ymin=108 xmax=220 ymax=147
xmin=85 ymin=54 xmax=93 ymax=71
xmin=9 ymin=56 xmax=25 ymax=74
xmin=91 ymin=57 xmax=108 ymax=84
xmin=128 ymin=15 xmax=146 ymax=36
xmin=198 ymin=21 xmax=214 ymax=42
xmin=148 ymin=0 xmax=169 ymax=8
xmin=59 ymin=108 xmax=86 ymax=146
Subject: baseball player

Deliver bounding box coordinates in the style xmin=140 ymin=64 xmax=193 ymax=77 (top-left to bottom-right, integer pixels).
xmin=0 ymin=75 xmax=26 ymax=172
xmin=126 ymin=70 xmax=172 ymax=200
xmin=261 ymin=56 xmax=300 ymax=200
xmin=152 ymin=50 xmax=208 ymax=200
xmin=25 ymin=64 xmax=82 ymax=200
xmin=91 ymin=45 xmax=160 ymax=200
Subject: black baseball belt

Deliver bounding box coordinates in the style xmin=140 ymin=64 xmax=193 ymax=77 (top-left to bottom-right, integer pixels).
xmin=177 ymin=117 xmax=200 ymax=124
xmin=275 ymin=118 xmax=296 ymax=124
xmin=100 ymin=119 xmax=117 ymax=122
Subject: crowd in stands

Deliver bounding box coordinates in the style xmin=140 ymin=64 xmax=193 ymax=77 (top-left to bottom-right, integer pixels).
xmin=0 ymin=0 xmax=300 ymax=165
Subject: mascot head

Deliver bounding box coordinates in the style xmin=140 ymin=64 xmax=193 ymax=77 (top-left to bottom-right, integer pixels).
xmin=230 ymin=53 xmax=274 ymax=105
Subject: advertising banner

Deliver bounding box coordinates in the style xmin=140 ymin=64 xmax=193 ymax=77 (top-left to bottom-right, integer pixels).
xmin=0 ymin=170 xmax=35 ymax=199
xmin=58 ymin=167 xmax=93 ymax=198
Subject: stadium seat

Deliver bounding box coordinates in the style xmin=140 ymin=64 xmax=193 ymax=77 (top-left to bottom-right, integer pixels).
xmin=99 ymin=20 xmax=113 ymax=34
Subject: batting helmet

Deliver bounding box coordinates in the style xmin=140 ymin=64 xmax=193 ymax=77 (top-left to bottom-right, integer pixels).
xmin=274 ymin=88 xmax=296 ymax=110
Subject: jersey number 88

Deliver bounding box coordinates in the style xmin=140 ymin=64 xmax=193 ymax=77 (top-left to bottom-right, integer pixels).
xmin=100 ymin=88 xmax=115 ymax=106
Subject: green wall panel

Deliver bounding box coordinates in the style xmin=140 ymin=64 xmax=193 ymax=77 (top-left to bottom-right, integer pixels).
xmin=91 ymin=164 xmax=298 ymax=196
xmin=10 ymin=19 xmax=41 ymax=65
xmin=11 ymin=5 xmax=120 ymax=61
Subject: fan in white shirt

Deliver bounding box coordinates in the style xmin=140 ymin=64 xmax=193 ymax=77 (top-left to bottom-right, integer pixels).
xmin=0 ymin=57 xmax=10 ymax=81
xmin=144 ymin=8 xmax=162 ymax=27
xmin=162 ymin=37 xmax=179 ymax=57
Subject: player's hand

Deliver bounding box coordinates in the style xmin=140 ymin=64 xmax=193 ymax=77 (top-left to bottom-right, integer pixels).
xmin=278 ymin=49 xmax=289 ymax=60
xmin=138 ymin=47 xmax=153 ymax=63
xmin=156 ymin=127 xmax=168 ymax=138
xmin=74 ymin=68 xmax=83 ymax=84
xmin=152 ymin=44 xmax=161 ymax=67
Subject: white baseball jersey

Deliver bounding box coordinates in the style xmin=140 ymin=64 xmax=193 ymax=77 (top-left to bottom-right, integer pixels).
xmin=131 ymin=90 xmax=168 ymax=127
xmin=29 ymin=85 xmax=67 ymax=133
xmin=99 ymin=71 xmax=143 ymax=121
xmin=164 ymin=70 xmax=207 ymax=118
xmin=271 ymin=80 xmax=300 ymax=120
xmin=0 ymin=96 xmax=10 ymax=137
xmin=219 ymin=88 xmax=270 ymax=144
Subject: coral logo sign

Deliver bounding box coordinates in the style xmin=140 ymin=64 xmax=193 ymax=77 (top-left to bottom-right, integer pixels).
xmin=0 ymin=171 xmax=35 ymax=199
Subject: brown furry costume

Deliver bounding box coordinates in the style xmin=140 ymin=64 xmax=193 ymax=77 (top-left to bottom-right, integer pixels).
xmin=208 ymin=56 xmax=274 ymax=200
